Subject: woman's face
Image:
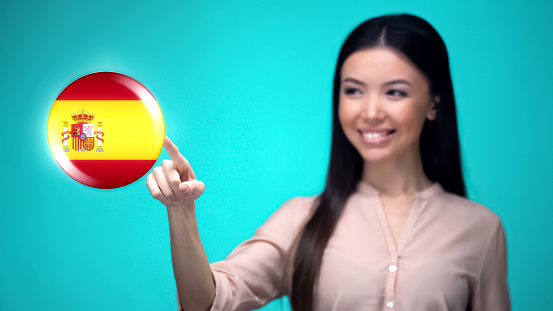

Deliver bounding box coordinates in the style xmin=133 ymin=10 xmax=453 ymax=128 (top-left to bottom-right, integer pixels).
xmin=338 ymin=47 xmax=438 ymax=164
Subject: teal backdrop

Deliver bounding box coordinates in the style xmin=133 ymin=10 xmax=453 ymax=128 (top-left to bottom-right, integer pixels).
xmin=1 ymin=0 xmax=552 ymax=310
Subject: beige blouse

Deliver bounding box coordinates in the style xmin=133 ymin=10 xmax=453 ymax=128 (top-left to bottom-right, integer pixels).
xmin=177 ymin=180 xmax=511 ymax=310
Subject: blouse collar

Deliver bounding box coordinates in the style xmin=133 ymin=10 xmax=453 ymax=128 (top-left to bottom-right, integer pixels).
xmin=356 ymin=179 xmax=444 ymax=200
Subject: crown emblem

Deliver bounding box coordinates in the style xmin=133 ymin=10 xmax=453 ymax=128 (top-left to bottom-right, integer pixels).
xmin=61 ymin=109 xmax=105 ymax=153
xmin=71 ymin=109 xmax=95 ymax=124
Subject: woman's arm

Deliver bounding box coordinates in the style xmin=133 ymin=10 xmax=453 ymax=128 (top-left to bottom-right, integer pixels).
xmin=168 ymin=203 xmax=215 ymax=311
xmin=146 ymin=136 xmax=214 ymax=311
xmin=177 ymin=196 xmax=314 ymax=311
xmin=471 ymin=217 xmax=511 ymax=311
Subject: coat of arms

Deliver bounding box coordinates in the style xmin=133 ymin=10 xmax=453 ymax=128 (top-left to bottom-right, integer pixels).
xmin=61 ymin=109 xmax=105 ymax=152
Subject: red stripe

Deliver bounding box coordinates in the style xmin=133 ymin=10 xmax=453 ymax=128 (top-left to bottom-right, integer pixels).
xmin=63 ymin=160 xmax=157 ymax=189
xmin=56 ymin=72 xmax=154 ymax=100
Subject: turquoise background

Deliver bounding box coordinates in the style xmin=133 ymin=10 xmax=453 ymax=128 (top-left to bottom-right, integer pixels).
xmin=1 ymin=0 xmax=552 ymax=310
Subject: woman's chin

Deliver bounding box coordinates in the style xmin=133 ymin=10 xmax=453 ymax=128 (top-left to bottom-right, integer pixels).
xmin=360 ymin=153 xmax=391 ymax=164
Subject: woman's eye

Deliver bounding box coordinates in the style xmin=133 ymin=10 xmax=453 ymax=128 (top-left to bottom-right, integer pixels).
xmin=344 ymin=88 xmax=361 ymax=95
xmin=387 ymin=90 xmax=407 ymax=97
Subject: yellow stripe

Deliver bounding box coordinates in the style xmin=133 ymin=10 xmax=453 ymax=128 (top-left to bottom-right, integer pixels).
xmin=47 ymin=100 xmax=164 ymax=160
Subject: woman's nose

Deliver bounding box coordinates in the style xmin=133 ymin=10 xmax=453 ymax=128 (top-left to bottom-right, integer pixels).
xmin=361 ymin=96 xmax=385 ymax=120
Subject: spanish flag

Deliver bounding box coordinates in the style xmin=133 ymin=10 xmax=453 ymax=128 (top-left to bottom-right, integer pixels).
xmin=47 ymin=72 xmax=165 ymax=189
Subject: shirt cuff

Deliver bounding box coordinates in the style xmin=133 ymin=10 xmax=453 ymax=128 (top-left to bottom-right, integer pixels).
xmin=175 ymin=266 xmax=228 ymax=311
xmin=208 ymin=268 xmax=229 ymax=311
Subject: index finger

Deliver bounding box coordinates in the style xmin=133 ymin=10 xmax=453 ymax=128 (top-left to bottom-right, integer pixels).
xmin=163 ymin=135 xmax=186 ymax=166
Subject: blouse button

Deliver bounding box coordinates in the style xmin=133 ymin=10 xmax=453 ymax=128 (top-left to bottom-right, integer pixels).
xmin=388 ymin=264 xmax=397 ymax=272
xmin=386 ymin=301 xmax=394 ymax=308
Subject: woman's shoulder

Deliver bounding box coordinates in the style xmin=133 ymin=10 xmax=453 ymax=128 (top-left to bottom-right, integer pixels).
xmin=435 ymin=188 xmax=504 ymax=228
xmin=278 ymin=195 xmax=319 ymax=215
xmin=262 ymin=195 xmax=319 ymax=225
xmin=430 ymin=190 xmax=508 ymax=258
xmin=254 ymin=195 xmax=319 ymax=239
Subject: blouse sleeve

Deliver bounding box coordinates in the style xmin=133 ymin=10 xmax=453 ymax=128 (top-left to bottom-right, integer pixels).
xmin=177 ymin=196 xmax=314 ymax=311
xmin=471 ymin=216 xmax=511 ymax=311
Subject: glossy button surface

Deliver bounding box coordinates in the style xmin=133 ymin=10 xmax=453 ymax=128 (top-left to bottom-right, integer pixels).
xmin=386 ymin=301 xmax=394 ymax=308
xmin=47 ymin=71 xmax=165 ymax=189
xmin=389 ymin=264 xmax=398 ymax=272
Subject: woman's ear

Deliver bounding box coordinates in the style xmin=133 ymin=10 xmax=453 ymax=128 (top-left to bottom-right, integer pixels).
xmin=427 ymin=95 xmax=440 ymax=121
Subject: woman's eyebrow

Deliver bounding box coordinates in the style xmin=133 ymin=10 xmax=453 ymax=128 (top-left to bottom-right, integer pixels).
xmin=342 ymin=77 xmax=366 ymax=86
xmin=383 ymin=79 xmax=412 ymax=86
xmin=342 ymin=77 xmax=412 ymax=87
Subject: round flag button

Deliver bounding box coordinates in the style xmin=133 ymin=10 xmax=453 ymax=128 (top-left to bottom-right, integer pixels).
xmin=47 ymin=71 xmax=165 ymax=189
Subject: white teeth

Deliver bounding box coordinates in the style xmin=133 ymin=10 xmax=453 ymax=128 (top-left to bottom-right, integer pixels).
xmin=363 ymin=132 xmax=388 ymax=139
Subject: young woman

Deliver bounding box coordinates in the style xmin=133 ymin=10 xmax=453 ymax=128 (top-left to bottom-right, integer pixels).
xmin=147 ymin=13 xmax=511 ymax=311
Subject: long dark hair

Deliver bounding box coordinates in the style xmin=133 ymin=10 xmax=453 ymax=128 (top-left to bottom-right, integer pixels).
xmin=289 ymin=13 xmax=466 ymax=311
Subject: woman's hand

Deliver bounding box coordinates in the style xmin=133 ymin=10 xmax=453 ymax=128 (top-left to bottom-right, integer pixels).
xmin=146 ymin=135 xmax=205 ymax=209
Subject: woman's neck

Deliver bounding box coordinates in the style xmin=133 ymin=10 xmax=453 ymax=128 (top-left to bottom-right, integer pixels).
xmin=362 ymin=148 xmax=432 ymax=198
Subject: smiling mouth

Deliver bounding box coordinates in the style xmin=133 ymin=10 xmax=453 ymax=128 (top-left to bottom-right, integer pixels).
xmin=358 ymin=129 xmax=396 ymax=144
